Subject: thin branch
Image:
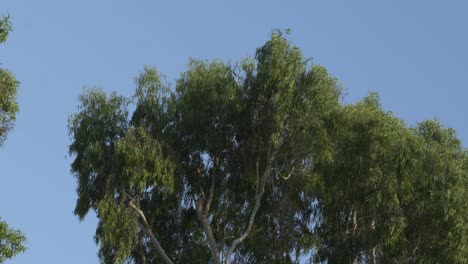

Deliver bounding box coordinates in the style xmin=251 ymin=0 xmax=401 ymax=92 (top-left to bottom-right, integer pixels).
xmin=281 ymin=165 xmax=295 ymax=180
xmin=224 ymin=190 xmax=264 ymax=264
xmin=255 ymin=158 xmax=260 ymax=193
xmin=224 ymin=149 xmax=277 ymax=264
xmin=204 ymin=170 xmax=216 ymax=214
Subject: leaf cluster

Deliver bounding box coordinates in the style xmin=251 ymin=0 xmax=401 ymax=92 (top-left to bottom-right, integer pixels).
xmin=0 ymin=218 xmax=26 ymax=263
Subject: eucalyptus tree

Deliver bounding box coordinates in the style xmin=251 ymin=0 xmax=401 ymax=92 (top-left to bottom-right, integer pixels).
xmin=309 ymin=94 xmax=423 ymax=263
xmin=401 ymin=120 xmax=467 ymax=263
xmin=0 ymin=15 xmax=26 ymax=263
xmin=310 ymin=95 xmax=467 ymax=263
xmin=68 ymin=31 xmax=341 ymax=263
xmin=69 ymin=31 xmax=467 ymax=264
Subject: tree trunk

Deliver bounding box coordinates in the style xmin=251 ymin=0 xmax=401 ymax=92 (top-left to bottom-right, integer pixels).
xmin=224 ymin=190 xmax=265 ymax=264
xmin=196 ymin=200 xmax=222 ymax=264
xmin=224 ymin=150 xmax=276 ymax=264
xmin=352 ymin=208 xmax=359 ymax=264
xmin=128 ymin=201 xmax=174 ymax=264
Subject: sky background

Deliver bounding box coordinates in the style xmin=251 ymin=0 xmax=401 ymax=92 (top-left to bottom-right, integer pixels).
xmin=1 ymin=1 xmax=467 ymax=263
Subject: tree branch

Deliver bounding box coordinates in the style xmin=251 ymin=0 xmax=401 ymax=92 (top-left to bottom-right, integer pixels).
xmin=204 ymin=167 xmax=216 ymax=214
xmin=194 ymin=155 xmax=221 ymax=263
xmin=128 ymin=201 xmax=174 ymax=264
xmin=224 ymin=150 xmax=277 ymax=264
xmin=224 ymin=190 xmax=264 ymax=264
xmin=255 ymin=158 xmax=260 ymax=193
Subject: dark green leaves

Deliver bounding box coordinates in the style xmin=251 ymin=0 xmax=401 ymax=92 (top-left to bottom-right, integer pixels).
xmin=69 ymin=89 xmax=130 ymax=219
xmin=95 ymin=196 xmax=138 ymax=264
xmin=115 ymin=127 xmax=174 ymax=193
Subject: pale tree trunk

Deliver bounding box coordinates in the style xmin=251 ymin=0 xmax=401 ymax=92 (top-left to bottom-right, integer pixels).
xmin=371 ymin=207 xmax=377 ymax=264
xmin=224 ymin=190 xmax=265 ymax=264
xmin=372 ymin=245 xmax=377 ymax=264
xmin=195 ymin=170 xmax=222 ymax=264
xmin=128 ymin=201 xmax=174 ymax=264
xmin=196 ymin=200 xmax=222 ymax=264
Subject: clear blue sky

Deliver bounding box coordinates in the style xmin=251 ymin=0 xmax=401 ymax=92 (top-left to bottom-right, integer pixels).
xmin=1 ymin=1 xmax=467 ymax=263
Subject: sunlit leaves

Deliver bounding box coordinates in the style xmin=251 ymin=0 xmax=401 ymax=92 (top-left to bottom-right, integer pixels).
xmin=0 ymin=218 xmax=26 ymax=263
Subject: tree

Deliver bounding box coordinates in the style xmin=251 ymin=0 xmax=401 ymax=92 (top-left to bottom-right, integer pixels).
xmin=310 ymin=96 xmax=467 ymax=263
xmin=69 ymin=31 xmax=341 ymax=263
xmin=0 ymin=15 xmax=26 ymax=263
xmin=400 ymin=120 xmax=467 ymax=263
xmin=69 ymin=31 xmax=467 ymax=263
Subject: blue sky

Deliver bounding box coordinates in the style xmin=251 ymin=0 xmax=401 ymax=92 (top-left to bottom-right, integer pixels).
xmin=1 ymin=1 xmax=467 ymax=263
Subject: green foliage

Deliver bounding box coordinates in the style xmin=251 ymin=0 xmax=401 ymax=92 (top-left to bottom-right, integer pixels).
xmin=0 ymin=16 xmax=19 ymax=147
xmin=313 ymin=95 xmax=409 ymax=262
xmin=115 ymin=127 xmax=175 ymax=193
xmin=69 ymin=31 xmax=467 ymax=263
xmin=400 ymin=120 xmax=468 ymax=263
xmin=69 ymin=90 xmax=128 ymax=219
xmin=0 ymin=218 xmax=26 ymax=263
xmin=311 ymin=96 xmax=468 ymax=263
xmin=95 ymin=196 xmax=139 ymax=264
xmin=0 ymin=68 xmax=19 ymax=146
xmin=0 ymin=16 xmax=11 ymax=44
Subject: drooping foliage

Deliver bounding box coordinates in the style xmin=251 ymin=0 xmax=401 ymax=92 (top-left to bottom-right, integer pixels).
xmin=69 ymin=31 xmax=467 ymax=263
xmin=0 ymin=15 xmax=26 ymax=263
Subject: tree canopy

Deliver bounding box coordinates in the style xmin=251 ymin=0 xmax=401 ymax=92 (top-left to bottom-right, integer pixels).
xmin=68 ymin=31 xmax=467 ymax=263
xmin=0 ymin=15 xmax=26 ymax=263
